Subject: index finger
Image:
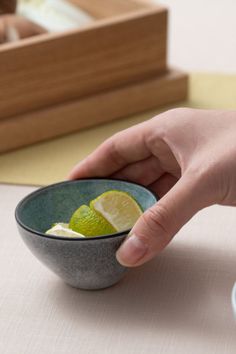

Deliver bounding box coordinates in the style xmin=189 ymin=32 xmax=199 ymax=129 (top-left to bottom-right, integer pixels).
xmin=68 ymin=122 xmax=152 ymax=180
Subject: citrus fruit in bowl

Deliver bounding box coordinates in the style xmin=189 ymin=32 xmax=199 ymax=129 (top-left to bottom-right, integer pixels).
xmin=15 ymin=179 xmax=157 ymax=290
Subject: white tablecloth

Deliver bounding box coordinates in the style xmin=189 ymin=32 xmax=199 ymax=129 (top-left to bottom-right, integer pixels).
xmin=1 ymin=184 xmax=235 ymax=354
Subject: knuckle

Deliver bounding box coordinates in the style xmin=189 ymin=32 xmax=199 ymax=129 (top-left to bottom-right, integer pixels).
xmin=184 ymin=162 xmax=219 ymax=205
xmin=107 ymin=136 xmax=126 ymax=166
xmin=166 ymin=107 xmax=193 ymax=117
xmin=186 ymin=159 xmax=215 ymax=185
xmin=148 ymin=107 xmax=193 ymax=142
xmin=141 ymin=204 xmax=170 ymax=240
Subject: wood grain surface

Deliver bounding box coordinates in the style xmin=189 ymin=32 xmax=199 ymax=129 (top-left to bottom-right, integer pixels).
xmin=68 ymin=0 xmax=151 ymax=18
xmin=0 ymin=6 xmax=167 ymax=119
xmin=0 ymin=69 xmax=187 ymax=152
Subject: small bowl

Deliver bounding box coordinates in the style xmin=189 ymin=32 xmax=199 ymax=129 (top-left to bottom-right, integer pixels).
xmin=15 ymin=179 xmax=157 ymax=290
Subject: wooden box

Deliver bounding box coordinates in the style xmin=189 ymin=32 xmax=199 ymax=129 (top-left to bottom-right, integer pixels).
xmin=0 ymin=0 xmax=188 ymax=152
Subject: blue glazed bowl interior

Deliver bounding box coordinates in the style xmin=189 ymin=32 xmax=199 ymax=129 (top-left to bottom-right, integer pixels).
xmin=16 ymin=179 xmax=157 ymax=238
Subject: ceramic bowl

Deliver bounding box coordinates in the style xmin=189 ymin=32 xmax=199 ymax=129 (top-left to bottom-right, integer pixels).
xmin=15 ymin=179 xmax=157 ymax=290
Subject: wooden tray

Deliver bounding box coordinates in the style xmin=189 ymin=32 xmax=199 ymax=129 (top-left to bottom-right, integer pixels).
xmin=0 ymin=69 xmax=187 ymax=152
xmin=0 ymin=0 xmax=188 ymax=152
xmin=0 ymin=0 xmax=168 ymax=119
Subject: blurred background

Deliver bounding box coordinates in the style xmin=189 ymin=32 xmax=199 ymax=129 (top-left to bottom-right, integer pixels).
xmin=159 ymin=0 xmax=236 ymax=73
xmin=0 ymin=0 xmax=236 ymax=184
xmin=1 ymin=0 xmax=236 ymax=72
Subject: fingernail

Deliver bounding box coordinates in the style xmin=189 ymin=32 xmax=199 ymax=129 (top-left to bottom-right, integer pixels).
xmin=116 ymin=234 xmax=148 ymax=266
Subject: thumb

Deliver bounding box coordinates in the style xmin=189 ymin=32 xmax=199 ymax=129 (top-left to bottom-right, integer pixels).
xmin=116 ymin=175 xmax=208 ymax=267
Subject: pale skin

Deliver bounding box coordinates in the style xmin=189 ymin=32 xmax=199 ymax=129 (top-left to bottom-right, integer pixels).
xmin=69 ymin=108 xmax=236 ymax=267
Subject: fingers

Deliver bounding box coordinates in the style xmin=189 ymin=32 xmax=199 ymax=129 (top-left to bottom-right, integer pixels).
xmin=116 ymin=174 xmax=207 ymax=267
xmin=148 ymin=173 xmax=178 ymax=198
xmin=69 ymin=123 xmax=152 ymax=179
xmin=111 ymin=156 xmax=164 ymax=186
xmin=68 ymin=111 xmax=183 ymax=181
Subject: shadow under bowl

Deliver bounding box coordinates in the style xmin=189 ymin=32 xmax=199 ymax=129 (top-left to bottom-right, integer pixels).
xmin=15 ymin=179 xmax=157 ymax=290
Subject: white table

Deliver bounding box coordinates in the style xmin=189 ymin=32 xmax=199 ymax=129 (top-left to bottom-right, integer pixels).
xmin=159 ymin=0 xmax=236 ymax=73
xmin=0 ymin=184 xmax=236 ymax=354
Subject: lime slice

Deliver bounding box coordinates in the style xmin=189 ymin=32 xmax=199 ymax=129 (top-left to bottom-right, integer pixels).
xmin=90 ymin=190 xmax=143 ymax=232
xmin=51 ymin=222 xmax=69 ymax=228
xmin=46 ymin=223 xmax=85 ymax=238
xmin=69 ymin=205 xmax=116 ymax=237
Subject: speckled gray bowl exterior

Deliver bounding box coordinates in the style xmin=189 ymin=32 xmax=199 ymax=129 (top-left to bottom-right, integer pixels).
xmin=15 ymin=179 xmax=157 ymax=290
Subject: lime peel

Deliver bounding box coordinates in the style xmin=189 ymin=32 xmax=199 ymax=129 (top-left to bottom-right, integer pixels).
xmin=69 ymin=205 xmax=116 ymax=237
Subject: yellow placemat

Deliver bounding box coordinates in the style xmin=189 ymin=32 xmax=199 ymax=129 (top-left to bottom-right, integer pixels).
xmin=1 ymin=73 xmax=236 ymax=186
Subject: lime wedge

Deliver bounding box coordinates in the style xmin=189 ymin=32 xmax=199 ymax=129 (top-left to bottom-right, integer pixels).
xmin=69 ymin=205 xmax=116 ymax=237
xmin=46 ymin=223 xmax=85 ymax=238
xmin=90 ymin=190 xmax=143 ymax=232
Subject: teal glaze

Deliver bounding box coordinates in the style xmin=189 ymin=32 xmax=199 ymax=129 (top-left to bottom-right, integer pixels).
xmin=15 ymin=179 xmax=157 ymax=289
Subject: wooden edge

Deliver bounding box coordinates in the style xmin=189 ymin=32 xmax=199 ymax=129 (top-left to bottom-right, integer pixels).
xmin=0 ymin=7 xmax=167 ymax=119
xmin=68 ymin=0 xmax=150 ymax=18
xmin=0 ymin=6 xmax=167 ymax=53
xmin=0 ymin=69 xmax=188 ymax=153
xmin=65 ymin=0 xmax=165 ymax=19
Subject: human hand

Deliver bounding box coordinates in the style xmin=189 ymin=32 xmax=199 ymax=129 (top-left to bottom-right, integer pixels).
xmin=69 ymin=108 xmax=236 ymax=267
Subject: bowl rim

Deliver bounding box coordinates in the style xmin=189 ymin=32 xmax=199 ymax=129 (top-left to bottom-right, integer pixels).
xmin=15 ymin=178 xmax=158 ymax=242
